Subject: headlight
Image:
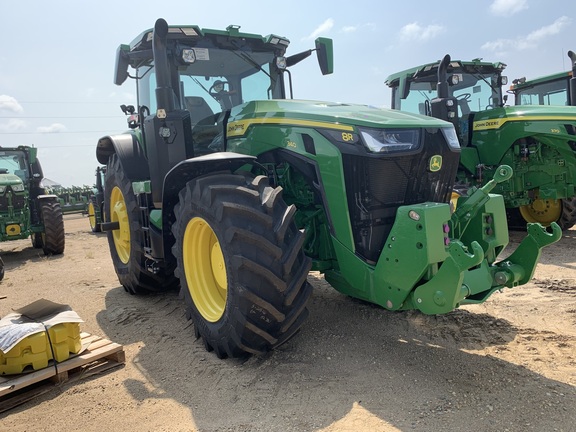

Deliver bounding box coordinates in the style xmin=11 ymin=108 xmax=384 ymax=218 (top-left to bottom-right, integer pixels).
xmin=11 ymin=183 xmax=25 ymax=192
xmin=0 ymin=186 xmax=5 ymax=193
xmin=441 ymin=127 xmax=460 ymax=149
xmin=359 ymin=128 xmax=420 ymax=153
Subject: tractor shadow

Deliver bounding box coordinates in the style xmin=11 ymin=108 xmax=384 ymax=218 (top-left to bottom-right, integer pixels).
xmin=0 ymin=242 xmax=65 ymax=272
xmin=95 ymin=277 xmax=576 ymax=431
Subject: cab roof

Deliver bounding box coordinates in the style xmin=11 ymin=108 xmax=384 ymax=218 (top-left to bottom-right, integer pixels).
xmin=385 ymin=58 xmax=507 ymax=87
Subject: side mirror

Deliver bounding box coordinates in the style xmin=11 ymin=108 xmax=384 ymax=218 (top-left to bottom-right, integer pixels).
xmin=315 ymin=37 xmax=334 ymax=75
xmin=114 ymin=44 xmax=130 ymax=85
xmin=28 ymin=147 xmax=37 ymax=164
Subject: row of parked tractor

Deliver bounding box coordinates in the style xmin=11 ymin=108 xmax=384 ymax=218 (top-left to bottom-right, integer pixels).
xmin=2 ymin=18 xmax=575 ymax=359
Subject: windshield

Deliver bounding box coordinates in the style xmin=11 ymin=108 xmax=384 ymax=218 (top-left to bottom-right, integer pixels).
xmin=137 ymin=47 xmax=283 ymax=123
xmin=514 ymin=78 xmax=569 ymax=106
xmin=0 ymin=151 xmax=28 ymax=180
xmin=393 ymin=71 xmax=503 ymax=117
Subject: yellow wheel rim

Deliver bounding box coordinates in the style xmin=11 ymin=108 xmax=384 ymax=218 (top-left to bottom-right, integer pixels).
xmin=88 ymin=202 xmax=97 ymax=230
xmin=110 ymin=186 xmax=130 ymax=264
xmin=519 ymin=198 xmax=562 ymax=226
xmin=450 ymin=191 xmax=462 ymax=213
xmin=183 ymin=217 xmax=227 ymax=322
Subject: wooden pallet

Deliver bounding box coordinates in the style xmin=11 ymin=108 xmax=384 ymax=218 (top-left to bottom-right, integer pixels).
xmin=0 ymin=332 xmax=125 ymax=412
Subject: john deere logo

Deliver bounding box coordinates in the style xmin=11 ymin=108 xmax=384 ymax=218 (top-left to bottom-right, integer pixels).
xmin=429 ymin=155 xmax=442 ymax=172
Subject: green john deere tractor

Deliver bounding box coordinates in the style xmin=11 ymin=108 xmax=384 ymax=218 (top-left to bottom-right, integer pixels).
xmin=97 ymin=19 xmax=560 ymax=358
xmin=510 ymin=50 xmax=576 ymax=107
xmin=0 ymin=146 xmax=65 ymax=256
xmin=87 ymin=165 xmax=106 ymax=232
xmin=386 ymin=55 xmax=576 ymax=230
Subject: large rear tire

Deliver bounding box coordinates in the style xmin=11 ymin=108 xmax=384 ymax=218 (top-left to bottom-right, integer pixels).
xmin=105 ymin=154 xmax=178 ymax=294
xmin=171 ymin=173 xmax=312 ymax=358
xmin=40 ymin=201 xmax=65 ymax=255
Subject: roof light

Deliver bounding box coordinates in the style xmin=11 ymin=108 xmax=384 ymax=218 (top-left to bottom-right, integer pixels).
xmin=276 ymin=57 xmax=287 ymax=70
xmin=182 ymin=49 xmax=196 ymax=63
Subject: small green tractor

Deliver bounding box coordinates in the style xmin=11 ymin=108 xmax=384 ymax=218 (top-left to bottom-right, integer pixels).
xmin=510 ymin=50 xmax=576 ymax=107
xmin=87 ymin=165 xmax=106 ymax=232
xmin=386 ymin=55 xmax=576 ymax=230
xmin=0 ymin=146 xmax=65 ymax=256
xmin=97 ymin=19 xmax=560 ymax=358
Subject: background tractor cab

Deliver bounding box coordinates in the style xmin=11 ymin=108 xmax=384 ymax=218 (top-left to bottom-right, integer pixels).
xmin=510 ymin=50 xmax=576 ymax=107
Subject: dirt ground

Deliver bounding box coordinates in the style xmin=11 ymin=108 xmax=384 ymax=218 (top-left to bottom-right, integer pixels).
xmin=0 ymin=214 xmax=574 ymax=431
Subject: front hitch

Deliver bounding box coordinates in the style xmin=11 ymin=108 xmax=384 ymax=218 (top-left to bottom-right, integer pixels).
xmin=450 ymin=165 xmax=513 ymax=237
xmin=493 ymin=222 xmax=561 ymax=287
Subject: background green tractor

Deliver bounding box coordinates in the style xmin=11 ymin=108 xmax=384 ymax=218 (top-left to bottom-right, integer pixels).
xmin=510 ymin=50 xmax=576 ymax=107
xmin=87 ymin=165 xmax=106 ymax=232
xmin=97 ymin=19 xmax=559 ymax=359
xmin=386 ymin=55 xmax=576 ymax=230
xmin=0 ymin=146 xmax=65 ymax=255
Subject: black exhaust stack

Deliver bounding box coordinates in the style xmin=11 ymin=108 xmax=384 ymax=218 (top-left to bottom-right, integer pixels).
xmin=144 ymin=18 xmax=193 ymax=206
xmin=153 ymin=19 xmax=177 ymax=112
xmin=430 ymin=54 xmax=458 ymax=129
xmin=568 ymin=50 xmax=576 ymax=106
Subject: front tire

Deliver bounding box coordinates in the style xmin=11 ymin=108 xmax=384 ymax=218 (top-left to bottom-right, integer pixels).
xmin=31 ymin=232 xmax=44 ymax=249
xmin=105 ymin=154 xmax=177 ymax=294
xmin=40 ymin=201 xmax=65 ymax=255
xmin=172 ymin=173 xmax=312 ymax=358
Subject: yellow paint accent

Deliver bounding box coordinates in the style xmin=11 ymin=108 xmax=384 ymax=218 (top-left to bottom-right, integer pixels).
xmin=227 ymin=117 xmax=354 ymax=137
xmin=519 ymin=198 xmax=562 ymax=227
xmin=88 ymin=202 xmax=97 ymax=230
xmin=183 ymin=217 xmax=227 ymax=322
xmin=429 ymin=155 xmax=442 ymax=172
xmin=473 ymin=115 xmax=576 ymax=131
xmin=6 ymin=224 xmax=21 ymax=235
xmin=110 ymin=186 xmax=130 ymax=264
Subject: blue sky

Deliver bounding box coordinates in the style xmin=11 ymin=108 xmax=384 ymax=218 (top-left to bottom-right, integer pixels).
xmin=1 ymin=0 xmax=575 ymax=186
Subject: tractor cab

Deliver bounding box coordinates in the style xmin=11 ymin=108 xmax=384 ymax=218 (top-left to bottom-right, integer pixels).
xmin=386 ymin=58 xmax=507 ymax=145
xmin=114 ymin=23 xmax=332 ymax=155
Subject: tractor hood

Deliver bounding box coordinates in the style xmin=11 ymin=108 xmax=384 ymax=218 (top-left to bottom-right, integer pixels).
xmin=229 ymin=99 xmax=451 ymax=131
xmin=0 ymin=173 xmax=25 ymax=188
xmin=471 ymin=104 xmax=576 ymax=132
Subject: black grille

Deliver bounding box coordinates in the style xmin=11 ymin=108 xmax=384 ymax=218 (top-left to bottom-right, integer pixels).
xmin=343 ymin=128 xmax=459 ymax=262
xmin=0 ymin=190 xmax=27 ymax=211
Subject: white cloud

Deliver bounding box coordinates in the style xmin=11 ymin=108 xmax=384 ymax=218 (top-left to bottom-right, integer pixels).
xmin=81 ymin=88 xmax=97 ymax=98
xmin=303 ymin=18 xmax=334 ymax=40
xmin=340 ymin=23 xmax=376 ymax=34
xmin=490 ymin=0 xmax=528 ymax=16
xmin=0 ymin=119 xmax=27 ymax=132
xmin=37 ymin=123 xmax=67 ymax=133
xmin=482 ymin=16 xmax=571 ymax=53
xmin=399 ymin=22 xmax=445 ymax=42
xmin=526 ymin=15 xmax=571 ymax=42
xmin=0 ymin=95 xmax=23 ymax=112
